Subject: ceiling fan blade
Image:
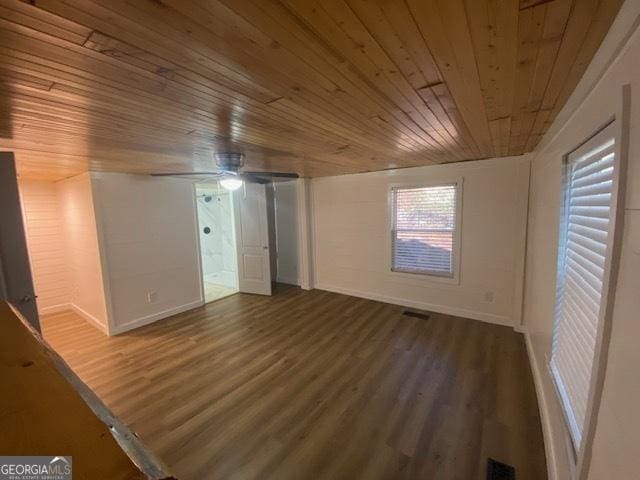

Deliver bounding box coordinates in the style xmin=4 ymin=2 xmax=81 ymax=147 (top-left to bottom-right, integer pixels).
xmin=242 ymin=171 xmax=299 ymax=178
xmin=239 ymin=173 xmax=270 ymax=184
xmin=150 ymin=171 xmax=224 ymax=177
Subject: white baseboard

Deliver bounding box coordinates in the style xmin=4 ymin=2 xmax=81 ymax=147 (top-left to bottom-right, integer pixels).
xmin=69 ymin=303 xmax=109 ymax=335
xmin=40 ymin=302 xmax=109 ymax=335
xmin=314 ymin=283 xmax=512 ymax=327
xmin=523 ymin=328 xmax=563 ymax=480
xmin=110 ymin=299 xmax=204 ymax=335
xmin=39 ymin=303 xmax=73 ymax=316
xmin=514 ymin=323 xmax=527 ymax=333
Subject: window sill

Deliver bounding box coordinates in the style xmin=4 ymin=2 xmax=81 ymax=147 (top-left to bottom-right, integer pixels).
xmin=389 ymin=268 xmax=460 ymax=286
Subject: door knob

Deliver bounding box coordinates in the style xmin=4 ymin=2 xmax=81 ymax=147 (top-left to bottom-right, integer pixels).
xmin=19 ymin=295 xmax=33 ymax=303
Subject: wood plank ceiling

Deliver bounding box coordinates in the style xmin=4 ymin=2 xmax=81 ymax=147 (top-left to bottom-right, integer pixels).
xmin=0 ymin=0 xmax=623 ymax=180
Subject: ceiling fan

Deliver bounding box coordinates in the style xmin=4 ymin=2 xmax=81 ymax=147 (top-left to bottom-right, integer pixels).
xmin=151 ymin=152 xmax=299 ymax=191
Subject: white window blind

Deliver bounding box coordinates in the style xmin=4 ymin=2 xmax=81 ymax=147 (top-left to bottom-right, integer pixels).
xmin=551 ymin=122 xmax=617 ymax=449
xmin=391 ymin=184 xmax=459 ymax=277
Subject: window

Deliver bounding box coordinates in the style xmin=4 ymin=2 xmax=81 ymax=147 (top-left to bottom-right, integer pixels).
xmin=391 ymin=183 xmax=460 ymax=277
xmin=551 ymin=122 xmax=619 ymax=450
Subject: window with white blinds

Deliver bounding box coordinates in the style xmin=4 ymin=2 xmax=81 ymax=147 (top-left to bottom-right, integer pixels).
xmin=551 ymin=122 xmax=617 ymax=450
xmin=391 ymin=183 xmax=460 ymax=277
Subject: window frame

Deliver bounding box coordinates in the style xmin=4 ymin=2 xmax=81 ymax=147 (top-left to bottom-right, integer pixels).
xmin=389 ymin=179 xmax=463 ymax=282
xmin=551 ymin=121 xmax=617 ymax=449
xmin=550 ymin=85 xmax=630 ymax=480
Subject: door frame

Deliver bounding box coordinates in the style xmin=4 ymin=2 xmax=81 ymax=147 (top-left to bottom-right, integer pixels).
xmin=193 ymin=183 xmax=240 ymax=303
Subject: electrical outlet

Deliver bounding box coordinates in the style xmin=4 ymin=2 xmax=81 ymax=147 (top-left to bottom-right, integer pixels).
xmin=147 ymin=291 xmax=158 ymax=303
xmin=483 ymin=291 xmax=495 ymax=303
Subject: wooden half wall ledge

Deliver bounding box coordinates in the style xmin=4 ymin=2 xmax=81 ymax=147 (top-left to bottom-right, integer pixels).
xmin=0 ymin=301 xmax=176 ymax=480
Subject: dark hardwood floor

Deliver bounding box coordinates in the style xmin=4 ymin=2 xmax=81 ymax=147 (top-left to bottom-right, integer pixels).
xmin=41 ymin=285 xmax=547 ymax=480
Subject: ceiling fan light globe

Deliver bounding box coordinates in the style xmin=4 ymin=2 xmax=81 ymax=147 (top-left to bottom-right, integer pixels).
xmin=220 ymin=177 xmax=243 ymax=191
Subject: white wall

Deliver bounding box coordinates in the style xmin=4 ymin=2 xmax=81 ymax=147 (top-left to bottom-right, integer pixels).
xmin=58 ymin=173 xmax=109 ymax=332
xmin=311 ymin=156 xmax=530 ymax=326
xmin=296 ymin=178 xmax=315 ymax=290
xmin=273 ymin=181 xmax=299 ymax=285
xmin=91 ymin=173 xmax=203 ymax=334
xmin=19 ymin=180 xmax=70 ymax=314
xmin=522 ymin=4 xmax=640 ymax=479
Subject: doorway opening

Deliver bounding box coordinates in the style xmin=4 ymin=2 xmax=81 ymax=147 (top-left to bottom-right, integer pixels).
xmin=195 ymin=184 xmax=239 ymax=303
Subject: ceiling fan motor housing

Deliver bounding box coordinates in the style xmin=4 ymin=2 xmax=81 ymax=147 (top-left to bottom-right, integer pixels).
xmin=215 ymin=152 xmax=245 ymax=172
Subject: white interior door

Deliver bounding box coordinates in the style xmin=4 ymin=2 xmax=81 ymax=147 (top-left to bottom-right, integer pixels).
xmin=0 ymin=153 xmax=40 ymax=330
xmin=234 ymin=183 xmax=272 ymax=295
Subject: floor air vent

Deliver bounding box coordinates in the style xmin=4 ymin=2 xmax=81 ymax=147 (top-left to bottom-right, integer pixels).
xmin=402 ymin=310 xmax=430 ymax=320
xmin=487 ymin=458 xmax=515 ymax=480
